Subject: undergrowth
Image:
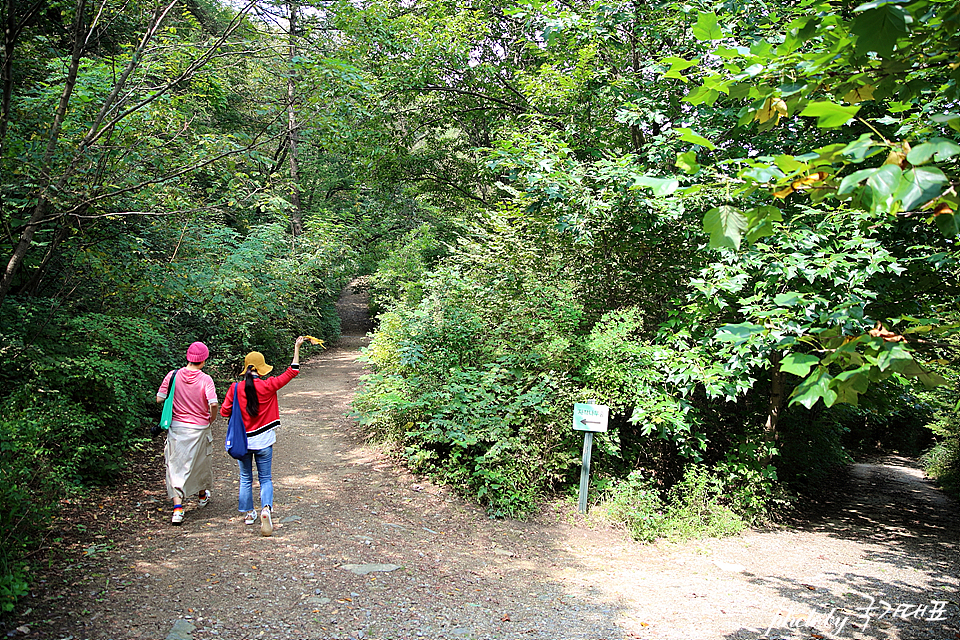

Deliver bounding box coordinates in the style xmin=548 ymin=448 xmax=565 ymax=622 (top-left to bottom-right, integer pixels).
xmin=601 ymin=466 xmax=760 ymax=543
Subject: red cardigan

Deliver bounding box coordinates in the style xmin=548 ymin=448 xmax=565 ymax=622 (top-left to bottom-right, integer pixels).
xmin=220 ymin=365 xmax=299 ymax=436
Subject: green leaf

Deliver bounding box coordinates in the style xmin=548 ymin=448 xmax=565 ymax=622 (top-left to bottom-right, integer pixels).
xmin=833 ymin=366 xmax=872 ymax=394
xmin=676 ymin=151 xmax=700 ymax=174
xmin=934 ymin=213 xmax=958 ymax=238
xmin=906 ymin=138 xmax=960 ymax=165
xmin=917 ymin=369 xmax=949 ymax=389
xmin=631 ymin=176 xmax=680 ymax=197
xmin=930 ymin=113 xmax=960 ymax=132
xmin=838 ymin=168 xmax=878 ymax=195
xmin=684 ymin=84 xmax=719 ymax=105
xmin=773 ymin=292 xmax=803 ymax=307
xmin=693 ymin=12 xmax=723 ymax=41
xmin=703 ymin=205 xmax=747 ymax=249
xmin=866 ymin=164 xmax=902 ymax=214
xmin=780 ymin=353 xmax=820 ymax=376
xmin=774 ymin=155 xmax=805 ymax=173
xmin=663 ymin=56 xmax=698 ymax=81
xmin=851 ymin=1 xmax=911 ymax=57
xmin=744 ymin=205 xmax=783 ymax=243
xmin=799 ymin=101 xmax=861 ymax=128
xmin=875 ymin=341 xmax=914 ymax=372
xmin=676 ymin=127 xmax=717 ymax=150
xmin=715 ymin=322 xmax=765 ymax=344
xmin=894 ymin=167 xmax=948 ymax=211
xmin=789 ymin=366 xmax=838 ymax=409
xmin=841 ymin=134 xmax=881 ymax=163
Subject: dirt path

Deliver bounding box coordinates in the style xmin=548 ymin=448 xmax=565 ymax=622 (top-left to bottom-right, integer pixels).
xmin=4 ymin=287 xmax=959 ymax=640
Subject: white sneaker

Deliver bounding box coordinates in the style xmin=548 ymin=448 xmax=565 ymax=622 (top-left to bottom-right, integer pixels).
xmin=198 ymin=490 xmax=211 ymax=507
xmin=171 ymin=507 xmax=184 ymax=525
xmin=243 ymin=510 xmax=257 ymax=525
xmin=260 ymin=506 xmax=273 ymax=537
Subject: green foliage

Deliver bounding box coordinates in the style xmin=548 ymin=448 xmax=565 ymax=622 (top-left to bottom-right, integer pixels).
xmin=602 ymin=466 xmax=750 ymax=543
xmin=600 ymin=471 xmax=666 ymax=543
xmin=355 ymin=211 xmax=587 ymax=516
xmin=582 ymin=307 xmax=707 ymax=465
xmin=919 ymin=372 xmax=960 ymax=498
xmin=367 ymin=223 xmax=446 ymax=315
xmin=168 ymin=221 xmax=356 ymax=364
xmin=0 ymin=560 xmax=28 ymax=614
xmin=672 ymin=0 xmax=960 ymax=408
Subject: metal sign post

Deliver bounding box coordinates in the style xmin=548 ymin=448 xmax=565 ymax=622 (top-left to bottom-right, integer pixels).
xmin=572 ymin=402 xmax=609 ymax=514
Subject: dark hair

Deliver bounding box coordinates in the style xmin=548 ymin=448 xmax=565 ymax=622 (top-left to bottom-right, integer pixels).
xmin=188 ymin=361 xmax=203 ymax=366
xmin=244 ymin=365 xmax=260 ymax=417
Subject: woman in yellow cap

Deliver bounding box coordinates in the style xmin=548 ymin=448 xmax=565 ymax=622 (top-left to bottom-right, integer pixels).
xmin=220 ymin=336 xmax=304 ymax=536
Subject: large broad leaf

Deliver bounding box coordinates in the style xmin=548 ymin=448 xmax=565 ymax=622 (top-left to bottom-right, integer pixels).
xmin=676 ymin=127 xmax=717 ymax=150
xmin=780 ymin=353 xmax=820 ymax=377
xmin=918 ymin=369 xmax=949 ymax=389
xmin=866 ymin=164 xmax=902 ymax=214
xmin=745 ymin=205 xmax=783 ymax=243
xmin=632 ymin=176 xmax=680 ymax=197
xmin=676 ymin=151 xmax=700 ymax=174
xmin=840 ymin=134 xmax=881 ymax=163
xmin=800 ymin=101 xmax=861 ymax=128
xmin=773 ymin=291 xmax=803 ymax=307
xmin=704 ymin=205 xmax=747 ymax=249
xmin=833 ymin=366 xmax=872 ymax=394
xmin=838 ymin=168 xmax=878 ymax=195
xmin=875 ymin=341 xmax=915 ymax=372
xmin=830 ymin=366 xmax=872 ymax=405
xmin=906 ymin=138 xmax=960 ymax=165
xmin=663 ymin=56 xmax=698 ymax=81
xmin=693 ymin=12 xmax=723 ymax=41
xmin=790 ymin=366 xmax=838 ymax=409
xmin=715 ymin=322 xmax=765 ymax=344
xmin=851 ymin=1 xmax=911 ymax=57
xmin=894 ymin=166 xmax=948 ymax=211
xmin=935 ymin=213 xmax=959 ymax=238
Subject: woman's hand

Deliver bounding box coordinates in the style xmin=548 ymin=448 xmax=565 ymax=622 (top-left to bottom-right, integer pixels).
xmin=293 ymin=335 xmax=304 ymax=365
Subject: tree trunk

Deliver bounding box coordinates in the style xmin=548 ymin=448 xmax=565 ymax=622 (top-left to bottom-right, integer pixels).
xmin=23 ymin=217 xmax=75 ymax=296
xmin=0 ymin=0 xmax=88 ymax=303
xmin=285 ymin=0 xmax=303 ymax=237
xmin=762 ymin=350 xmax=784 ymax=466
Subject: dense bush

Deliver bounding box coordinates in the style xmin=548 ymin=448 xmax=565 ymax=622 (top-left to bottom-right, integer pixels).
xmin=355 ymin=211 xmax=588 ymax=516
xmin=356 ymin=277 xmax=582 ymax=516
xmin=919 ymin=372 xmax=960 ymax=499
xmin=602 ymin=466 xmax=749 ymax=543
xmin=367 ymin=223 xmax=447 ymax=316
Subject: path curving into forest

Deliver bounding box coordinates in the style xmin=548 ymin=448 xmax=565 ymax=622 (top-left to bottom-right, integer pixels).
xmin=3 ymin=286 xmax=959 ymax=640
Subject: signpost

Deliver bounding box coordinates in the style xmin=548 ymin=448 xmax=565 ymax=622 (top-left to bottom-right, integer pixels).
xmin=573 ymin=402 xmax=609 ymax=514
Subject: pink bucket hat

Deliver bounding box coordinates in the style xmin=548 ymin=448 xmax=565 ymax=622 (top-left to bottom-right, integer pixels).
xmin=186 ymin=341 xmax=209 ymax=363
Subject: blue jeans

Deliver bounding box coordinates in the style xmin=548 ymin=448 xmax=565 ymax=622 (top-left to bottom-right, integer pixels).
xmin=237 ymin=446 xmax=273 ymax=513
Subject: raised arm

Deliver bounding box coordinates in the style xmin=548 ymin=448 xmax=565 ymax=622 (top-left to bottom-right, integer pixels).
xmin=293 ymin=335 xmax=304 ymax=365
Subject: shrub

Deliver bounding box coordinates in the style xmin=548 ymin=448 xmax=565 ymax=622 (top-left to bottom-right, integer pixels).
xmin=368 ymin=223 xmax=445 ymax=315
xmin=354 ymin=217 xmax=586 ymax=516
xmin=918 ymin=375 xmax=960 ymax=499
xmin=602 ymin=465 xmax=749 ymax=543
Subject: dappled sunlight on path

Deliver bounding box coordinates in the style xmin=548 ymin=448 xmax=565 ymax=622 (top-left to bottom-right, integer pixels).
xmin=5 ymin=286 xmax=958 ymax=640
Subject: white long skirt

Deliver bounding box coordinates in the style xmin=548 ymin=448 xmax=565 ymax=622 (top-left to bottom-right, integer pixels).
xmin=164 ymin=421 xmax=213 ymax=501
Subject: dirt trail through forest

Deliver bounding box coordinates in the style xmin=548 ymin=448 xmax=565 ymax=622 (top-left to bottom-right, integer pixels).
xmin=4 ymin=287 xmax=959 ymax=640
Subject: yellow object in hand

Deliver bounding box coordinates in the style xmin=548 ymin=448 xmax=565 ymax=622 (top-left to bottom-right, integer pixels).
xmin=304 ymin=335 xmax=325 ymax=347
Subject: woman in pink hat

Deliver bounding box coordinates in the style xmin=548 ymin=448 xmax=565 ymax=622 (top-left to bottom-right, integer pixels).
xmin=156 ymin=341 xmax=219 ymax=525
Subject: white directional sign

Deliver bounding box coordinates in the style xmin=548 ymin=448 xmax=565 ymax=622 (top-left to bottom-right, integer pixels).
xmin=572 ymin=402 xmax=609 ymax=433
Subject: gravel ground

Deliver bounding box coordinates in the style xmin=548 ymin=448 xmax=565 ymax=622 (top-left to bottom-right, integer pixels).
xmin=2 ymin=285 xmax=958 ymax=640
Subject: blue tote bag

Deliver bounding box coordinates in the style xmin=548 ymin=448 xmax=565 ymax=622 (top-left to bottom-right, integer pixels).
xmin=224 ymin=383 xmax=248 ymax=459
